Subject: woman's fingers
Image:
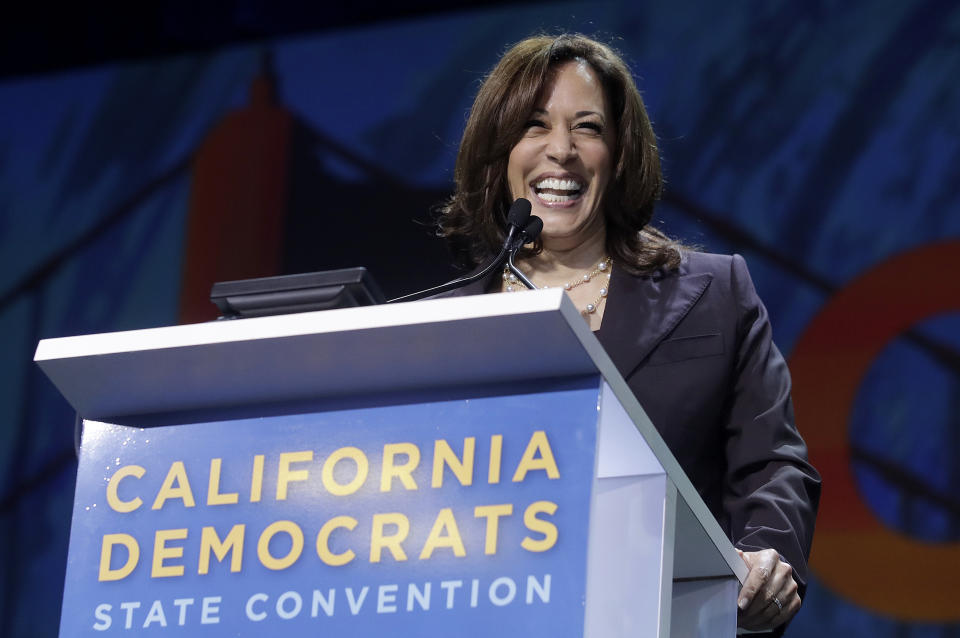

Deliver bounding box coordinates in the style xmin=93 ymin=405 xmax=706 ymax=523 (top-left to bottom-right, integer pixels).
xmin=737 ymin=549 xmax=778 ymax=612
xmin=737 ymin=548 xmax=801 ymax=631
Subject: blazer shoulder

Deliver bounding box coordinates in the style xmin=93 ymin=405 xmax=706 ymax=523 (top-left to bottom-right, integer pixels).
xmin=676 ymin=251 xmax=743 ymax=294
xmin=676 ymin=251 xmax=762 ymax=315
xmin=678 ymin=250 xmax=735 ymax=277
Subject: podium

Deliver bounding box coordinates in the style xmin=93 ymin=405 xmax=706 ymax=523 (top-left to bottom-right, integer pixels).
xmin=36 ymin=290 xmax=746 ymax=637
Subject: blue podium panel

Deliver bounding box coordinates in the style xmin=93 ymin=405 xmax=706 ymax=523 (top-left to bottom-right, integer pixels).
xmin=60 ymin=380 xmax=599 ymax=637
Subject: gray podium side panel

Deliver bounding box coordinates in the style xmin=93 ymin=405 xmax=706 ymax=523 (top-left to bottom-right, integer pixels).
xmin=671 ymin=578 xmax=738 ymax=638
xmin=586 ymin=381 xmax=740 ymax=638
xmin=670 ymin=485 xmax=738 ymax=634
xmin=674 ymin=496 xmax=739 ymax=579
xmin=584 ymin=382 xmax=672 ymax=638
xmin=584 ymin=474 xmax=674 ymax=638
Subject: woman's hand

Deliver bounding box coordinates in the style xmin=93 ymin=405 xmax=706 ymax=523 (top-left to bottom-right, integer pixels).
xmin=736 ymin=548 xmax=801 ymax=631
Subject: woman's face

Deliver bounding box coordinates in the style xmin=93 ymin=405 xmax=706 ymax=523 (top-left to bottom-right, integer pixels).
xmin=507 ymin=60 xmax=615 ymax=251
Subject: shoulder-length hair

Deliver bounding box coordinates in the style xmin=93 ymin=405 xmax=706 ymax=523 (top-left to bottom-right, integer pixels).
xmin=439 ymin=33 xmax=682 ymax=274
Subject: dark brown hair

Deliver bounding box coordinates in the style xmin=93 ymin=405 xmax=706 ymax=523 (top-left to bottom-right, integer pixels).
xmin=439 ymin=33 xmax=682 ymax=274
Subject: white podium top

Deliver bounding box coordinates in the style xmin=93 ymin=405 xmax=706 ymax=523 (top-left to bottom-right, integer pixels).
xmin=35 ymin=290 xmax=600 ymax=420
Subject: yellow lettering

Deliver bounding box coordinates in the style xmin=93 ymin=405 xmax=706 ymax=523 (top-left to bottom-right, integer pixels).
xmin=512 ymin=431 xmax=559 ymax=482
xmin=431 ymin=438 xmax=474 ymax=488
xmin=207 ymin=458 xmax=239 ymax=506
xmin=98 ymin=533 xmax=139 ymax=582
xmin=276 ymin=451 xmax=313 ymax=501
xmin=106 ymin=465 xmax=145 ymax=513
xmin=521 ymin=501 xmax=558 ymax=552
xmin=419 ymin=508 xmax=466 ymax=559
xmin=151 ymin=528 xmax=188 ymax=577
xmin=488 ymin=434 xmax=503 ymax=484
xmin=151 ymin=461 xmax=196 ymax=510
xmin=321 ymin=447 xmax=369 ymax=496
xmin=257 ymin=520 xmax=304 ymax=570
xmin=474 ymin=504 xmax=513 ymax=555
xmin=380 ymin=443 xmax=420 ymax=492
xmin=370 ymin=513 xmax=409 ymax=563
xmin=198 ymin=525 xmax=245 ymax=574
xmin=250 ymin=454 xmax=265 ymax=503
xmin=316 ymin=516 xmax=357 ymax=566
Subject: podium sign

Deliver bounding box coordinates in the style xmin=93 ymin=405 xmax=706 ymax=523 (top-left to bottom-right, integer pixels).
xmin=62 ymin=382 xmax=602 ymax=636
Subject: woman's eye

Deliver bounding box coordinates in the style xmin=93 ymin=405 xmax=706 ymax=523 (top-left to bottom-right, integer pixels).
xmin=576 ymin=122 xmax=603 ymax=134
xmin=524 ymin=119 xmax=547 ymax=130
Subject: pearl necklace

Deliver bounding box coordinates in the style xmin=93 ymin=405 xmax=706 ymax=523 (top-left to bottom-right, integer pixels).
xmin=503 ymin=257 xmax=612 ymax=315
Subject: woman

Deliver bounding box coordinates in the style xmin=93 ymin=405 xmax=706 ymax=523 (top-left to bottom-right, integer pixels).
xmin=439 ymin=34 xmax=821 ymax=633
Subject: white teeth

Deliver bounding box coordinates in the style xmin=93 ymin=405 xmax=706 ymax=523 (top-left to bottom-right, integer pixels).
xmin=535 ymin=177 xmax=583 ymax=191
xmin=538 ymin=192 xmax=578 ymax=203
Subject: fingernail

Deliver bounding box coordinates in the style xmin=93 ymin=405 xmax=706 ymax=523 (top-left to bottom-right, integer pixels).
xmin=738 ymin=598 xmax=747 ymax=610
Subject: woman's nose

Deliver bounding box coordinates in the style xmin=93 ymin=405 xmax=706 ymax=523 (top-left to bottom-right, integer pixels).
xmin=545 ymin=129 xmax=576 ymax=164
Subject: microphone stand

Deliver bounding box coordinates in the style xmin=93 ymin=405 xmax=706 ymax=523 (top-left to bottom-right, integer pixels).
xmin=387 ymin=204 xmax=541 ymax=304
xmin=505 ymin=243 xmax=537 ymax=290
xmin=386 ymin=243 xmax=513 ymax=304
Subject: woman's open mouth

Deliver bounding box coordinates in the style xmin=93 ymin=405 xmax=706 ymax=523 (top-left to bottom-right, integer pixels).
xmin=533 ymin=177 xmax=584 ymax=204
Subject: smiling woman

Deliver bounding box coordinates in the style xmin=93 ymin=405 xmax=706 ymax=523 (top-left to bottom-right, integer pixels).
xmin=440 ymin=38 xmax=673 ymax=253
xmin=439 ymin=35 xmax=683 ymax=330
xmin=438 ymin=33 xmax=821 ymax=635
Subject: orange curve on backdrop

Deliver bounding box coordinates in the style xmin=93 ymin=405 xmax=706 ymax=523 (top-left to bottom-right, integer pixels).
xmin=790 ymin=239 xmax=960 ymax=621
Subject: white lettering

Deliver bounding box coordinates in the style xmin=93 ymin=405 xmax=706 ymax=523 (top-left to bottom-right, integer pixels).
xmin=526 ymin=574 xmax=551 ymax=604
xmin=489 ymin=577 xmax=517 ymax=606
xmin=346 ymin=586 xmax=369 ymax=615
xmin=201 ymin=596 xmax=221 ymax=624
xmin=470 ymin=578 xmax=479 ymax=607
xmin=407 ymin=583 xmax=430 ymax=611
xmin=142 ymin=600 xmax=167 ymax=628
xmin=173 ymin=598 xmax=194 ymax=626
xmin=276 ymin=591 xmax=303 ymax=619
xmin=312 ymin=589 xmax=335 ymax=617
xmin=92 ymin=604 xmax=112 ymax=631
xmin=120 ymin=602 xmax=140 ymax=629
xmin=246 ymin=593 xmax=268 ymax=621
xmin=440 ymin=580 xmax=462 ymax=609
xmin=377 ymin=584 xmax=398 ymax=613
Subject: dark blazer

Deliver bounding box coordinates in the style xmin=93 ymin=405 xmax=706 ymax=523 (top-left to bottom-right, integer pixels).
xmin=450 ymin=251 xmax=821 ymax=593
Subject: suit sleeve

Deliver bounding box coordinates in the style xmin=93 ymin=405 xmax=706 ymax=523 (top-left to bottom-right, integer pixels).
xmin=722 ymin=254 xmax=821 ymax=594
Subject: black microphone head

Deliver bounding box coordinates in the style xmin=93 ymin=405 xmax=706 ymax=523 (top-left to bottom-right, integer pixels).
xmin=521 ymin=216 xmax=543 ymax=242
xmin=506 ymin=198 xmax=532 ymax=228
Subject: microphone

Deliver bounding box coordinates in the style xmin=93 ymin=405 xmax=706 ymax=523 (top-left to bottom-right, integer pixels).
xmin=519 ymin=216 xmax=543 ymax=245
xmin=387 ymin=199 xmax=534 ymax=303
xmin=503 ymin=198 xmax=532 ymax=248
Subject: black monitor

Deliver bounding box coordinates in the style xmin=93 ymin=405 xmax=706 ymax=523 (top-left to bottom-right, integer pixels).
xmin=210 ymin=267 xmax=384 ymax=319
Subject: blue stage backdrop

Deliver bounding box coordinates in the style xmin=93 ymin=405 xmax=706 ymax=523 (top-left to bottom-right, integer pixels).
xmin=1 ymin=1 xmax=958 ymax=636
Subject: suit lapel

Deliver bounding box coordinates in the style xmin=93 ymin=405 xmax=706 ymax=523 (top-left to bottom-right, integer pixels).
xmin=597 ymin=263 xmax=713 ymax=379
